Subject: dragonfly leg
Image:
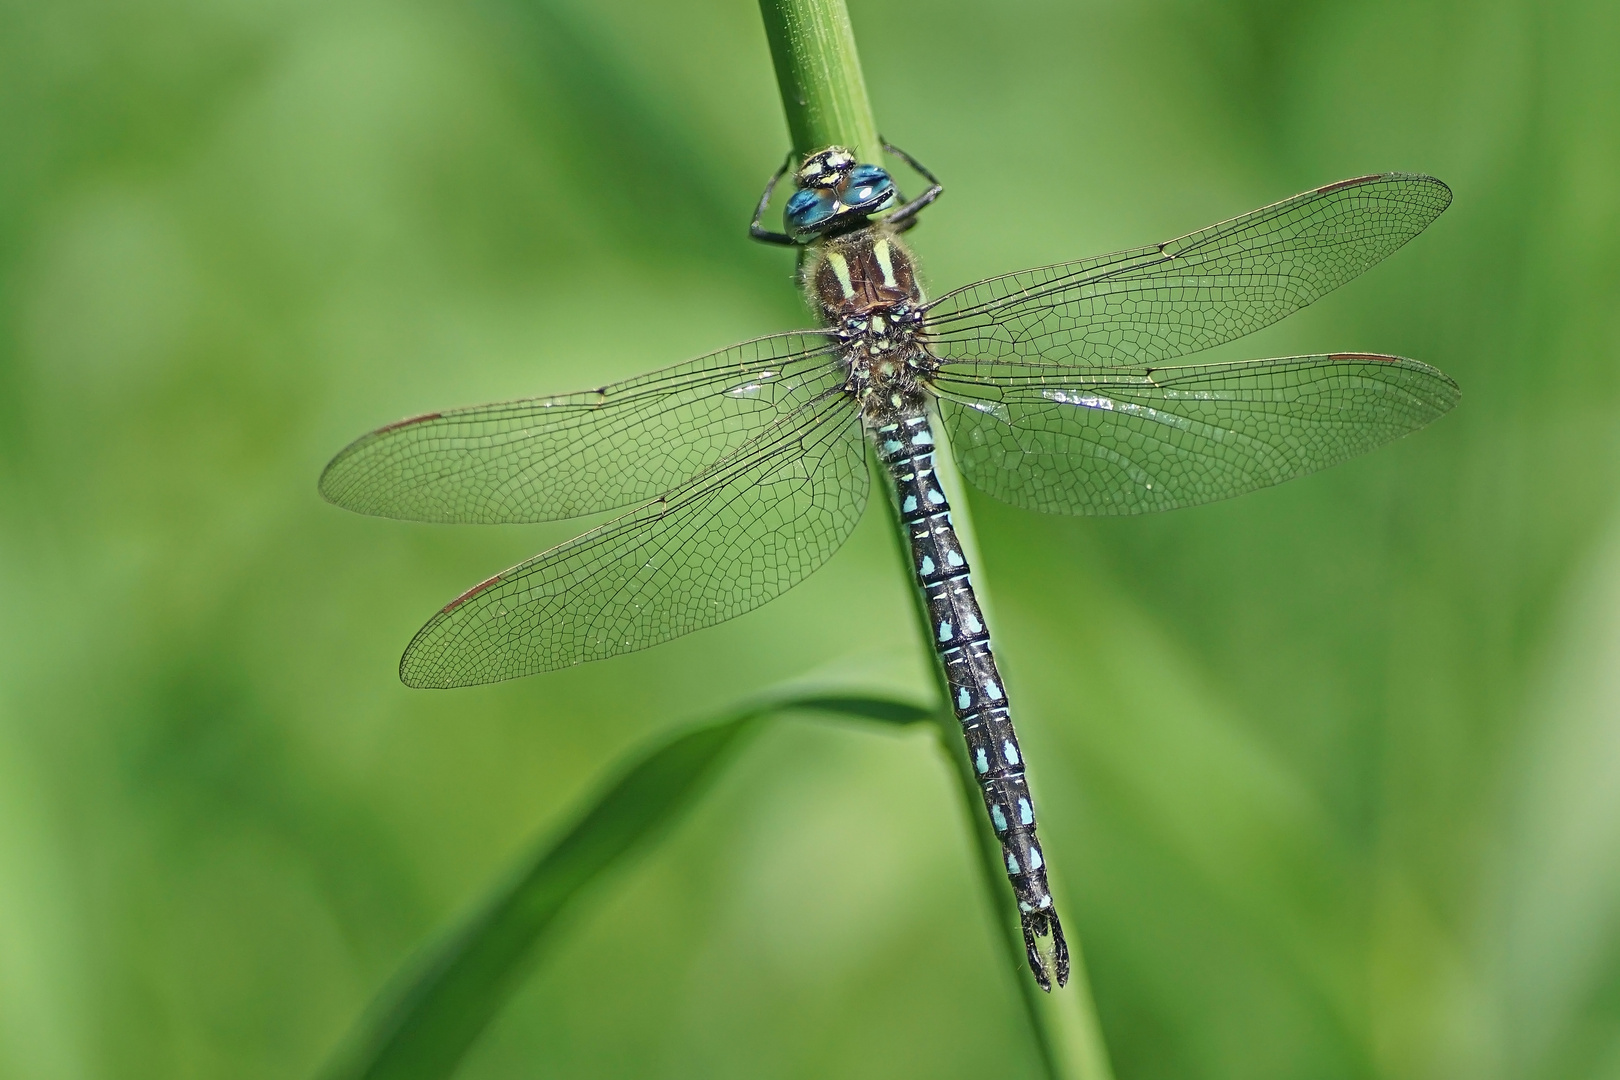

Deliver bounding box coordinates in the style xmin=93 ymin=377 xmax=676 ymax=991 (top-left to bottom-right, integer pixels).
xmin=749 ymin=150 xmax=799 ymax=246
xmin=881 ymin=138 xmax=944 ymax=231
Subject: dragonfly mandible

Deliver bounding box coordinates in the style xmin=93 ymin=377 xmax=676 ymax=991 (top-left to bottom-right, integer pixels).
xmin=320 ymin=143 xmax=1458 ymax=991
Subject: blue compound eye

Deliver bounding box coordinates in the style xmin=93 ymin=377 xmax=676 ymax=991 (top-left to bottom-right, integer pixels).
xmin=786 ymin=188 xmax=838 ymax=233
xmin=842 ymin=164 xmax=896 ymax=210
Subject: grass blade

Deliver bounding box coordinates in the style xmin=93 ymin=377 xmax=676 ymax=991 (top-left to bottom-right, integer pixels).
xmin=320 ymin=693 xmax=927 ymax=1080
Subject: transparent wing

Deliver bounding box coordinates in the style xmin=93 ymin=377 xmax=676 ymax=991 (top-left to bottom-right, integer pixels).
xmin=319 ymin=331 xmax=844 ymax=523
xmin=923 ymin=174 xmax=1451 ymax=369
xmin=934 ymin=353 xmax=1459 ymax=516
xmin=400 ymin=394 xmax=869 ymax=687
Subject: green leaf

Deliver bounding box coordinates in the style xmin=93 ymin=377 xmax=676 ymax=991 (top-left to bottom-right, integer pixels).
xmin=778 ymin=693 xmax=933 ymax=726
xmin=320 ymin=693 xmax=928 ymax=1080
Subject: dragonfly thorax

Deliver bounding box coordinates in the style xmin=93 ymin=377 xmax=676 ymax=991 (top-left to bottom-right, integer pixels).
xmin=841 ymin=318 xmax=934 ymax=425
xmin=804 ymin=225 xmax=924 ymax=321
xmin=803 ymin=226 xmax=938 ymax=424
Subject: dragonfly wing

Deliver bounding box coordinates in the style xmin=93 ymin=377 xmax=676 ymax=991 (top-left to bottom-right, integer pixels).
xmin=320 ymin=331 xmax=844 ymax=523
xmin=923 ymin=174 xmax=1451 ymax=369
xmin=400 ymin=394 xmax=869 ymax=687
xmin=935 ymin=354 xmax=1459 ymax=515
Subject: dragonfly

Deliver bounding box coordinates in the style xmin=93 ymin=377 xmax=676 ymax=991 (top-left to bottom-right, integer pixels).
xmin=320 ymin=143 xmax=1458 ymax=991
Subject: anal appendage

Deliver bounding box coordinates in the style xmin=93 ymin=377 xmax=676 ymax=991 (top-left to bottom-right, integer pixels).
xmin=1023 ymin=906 xmax=1070 ymax=992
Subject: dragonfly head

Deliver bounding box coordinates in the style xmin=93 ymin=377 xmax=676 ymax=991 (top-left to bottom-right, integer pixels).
xmin=785 ymin=146 xmax=897 ymax=241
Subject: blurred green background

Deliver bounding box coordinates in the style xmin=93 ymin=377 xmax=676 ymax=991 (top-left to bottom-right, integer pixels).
xmin=3 ymin=0 xmax=1618 ymax=1077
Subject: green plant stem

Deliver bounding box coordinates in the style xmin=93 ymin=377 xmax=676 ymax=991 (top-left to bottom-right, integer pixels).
xmin=756 ymin=1 xmax=1113 ymax=1076
xmin=757 ymin=0 xmax=881 ymax=162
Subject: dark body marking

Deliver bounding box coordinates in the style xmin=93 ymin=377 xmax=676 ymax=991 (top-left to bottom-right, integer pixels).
xmin=764 ymin=148 xmax=1070 ymax=989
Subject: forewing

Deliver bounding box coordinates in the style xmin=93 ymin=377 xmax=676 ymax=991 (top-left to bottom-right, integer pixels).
xmin=935 ymin=354 xmax=1459 ymax=516
xmin=400 ymin=395 xmax=869 ymax=687
xmin=923 ymin=174 xmax=1451 ymax=369
xmin=320 ymin=332 xmax=843 ymax=523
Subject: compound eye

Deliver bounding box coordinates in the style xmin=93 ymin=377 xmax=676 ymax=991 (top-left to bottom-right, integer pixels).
xmin=786 ymin=188 xmax=838 ymax=234
xmin=841 ymin=165 xmax=896 ymax=212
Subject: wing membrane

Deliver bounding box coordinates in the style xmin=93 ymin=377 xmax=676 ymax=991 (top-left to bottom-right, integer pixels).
xmin=935 ymin=353 xmax=1459 ymax=516
xmin=400 ymin=395 xmax=869 ymax=687
xmin=320 ymin=331 xmax=843 ymax=523
xmin=923 ymin=174 xmax=1451 ymax=369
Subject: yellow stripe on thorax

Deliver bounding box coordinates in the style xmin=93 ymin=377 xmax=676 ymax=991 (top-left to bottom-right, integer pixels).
xmin=825 ymin=251 xmax=856 ymax=298
xmin=872 ymin=238 xmax=897 ymax=289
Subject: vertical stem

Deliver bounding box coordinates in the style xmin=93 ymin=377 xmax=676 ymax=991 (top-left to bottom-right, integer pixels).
xmin=754 ymin=2 xmax=1114 ymax=1075
xmin=757 ymin=0 xmax=882 ymax=162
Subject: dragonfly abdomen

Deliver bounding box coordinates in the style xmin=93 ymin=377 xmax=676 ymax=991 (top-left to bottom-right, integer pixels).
xmin=875 ymin=410 xmax=1070 ymax=991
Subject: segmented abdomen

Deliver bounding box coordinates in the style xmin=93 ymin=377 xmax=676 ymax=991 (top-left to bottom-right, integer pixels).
xmin=873 ymin=411 xmax=1067 ymax=987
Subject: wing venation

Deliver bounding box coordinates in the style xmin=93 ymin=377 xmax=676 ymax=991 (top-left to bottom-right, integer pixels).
xmin=935 ymin=353 xmax=1459 ymax=515
xmin=400 ymin=395 xmax=869 ymax=686
xmin=320 ymin=331 xmax=843 ymax=523
xmin=923 ymin=174 xmax=1451 ymax=370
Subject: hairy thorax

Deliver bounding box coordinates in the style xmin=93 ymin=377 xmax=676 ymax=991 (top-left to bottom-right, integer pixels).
xmin=802 ymin=225 xmax=939 ymax=426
